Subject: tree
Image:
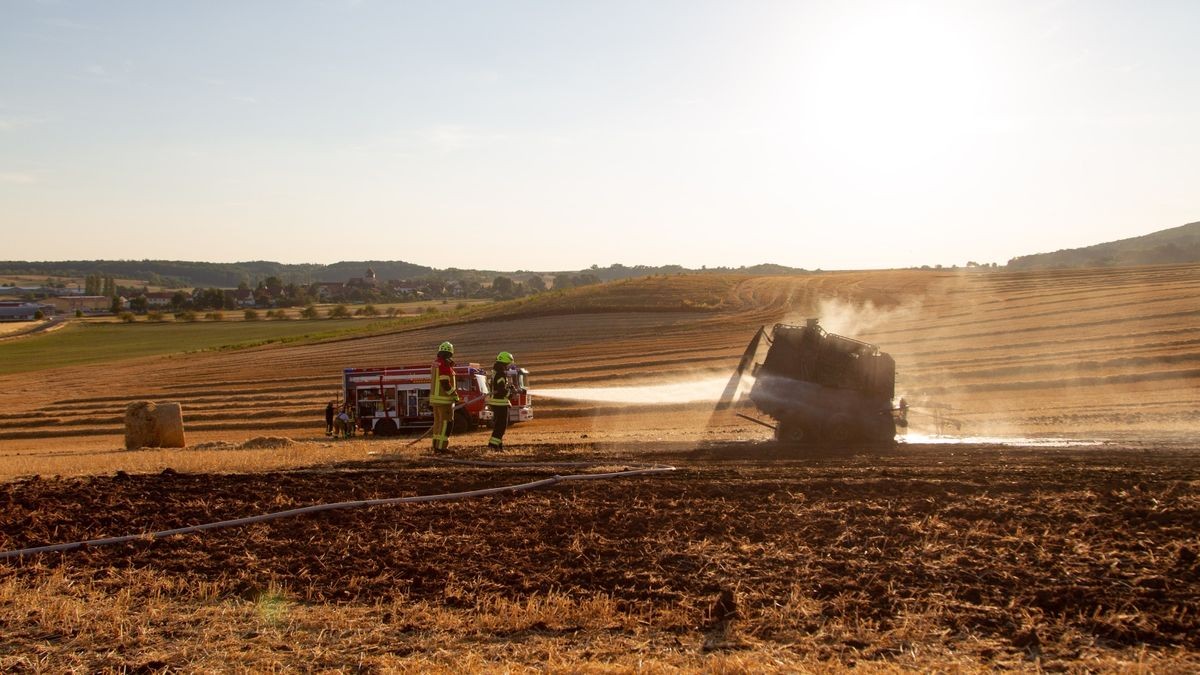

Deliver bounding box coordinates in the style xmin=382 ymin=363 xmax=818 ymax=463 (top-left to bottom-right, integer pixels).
xmin=492 ymin=276 xmax=515 ymax=297
xmin=327 ymin=304 xmax=351 ymax=319
xmin=34 ymin=309 xmax=45 ymax=320
xmin=300 ymin=305 xmax=320 ymax=319
xmin=129 ymin=296 xmax=148 ymax=313
xmin=110 ymin=296 xmax=122 ymax=313
xmin=244 ymin=308 xmax=260 ymax=321
xmin=170 ymin=291 xmax=189 ymax=310
xmin=264 ymin=276 xmax=284 ymax=297
xmin=119 ymin=311 xmax=135 ymax=323
xmin=527 ymin=275 xmax=546 ymax=292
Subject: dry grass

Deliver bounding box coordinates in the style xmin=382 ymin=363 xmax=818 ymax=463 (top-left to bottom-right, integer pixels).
xmin=5 ymin=569 xmax=1192 ymax=673
xmin=3 ymin=548 xmax=1194 ymax=672
xmin=0 ymin=438 xmax=385 ymax=481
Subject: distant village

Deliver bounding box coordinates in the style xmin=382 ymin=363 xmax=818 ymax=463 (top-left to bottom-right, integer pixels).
xmin=0 ymin=267 xmax=601 ymax=322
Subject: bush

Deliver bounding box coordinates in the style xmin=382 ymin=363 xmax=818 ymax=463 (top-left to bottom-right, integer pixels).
xmin=423 ymin=305 xmax=439 ymax=315
xmin=361 ymin=304 xmax=379 ymax=317
xmin=244 ymin=309 xmax=260 ymax=321
xmin=34 ymin=310 xmax=46 ymax=320
xmin=119 ymin=311 xmax=136 ymax=323
xmin=175 ymin=311 xmax=197 ymax=322
xmin=204 ymin=311 xmax=224 ymax=321
xmin=386 ymin=307 xmax=400 ymax=318
xmin=300 ymin=305 xmax=320 ymax=320
xmin=147 ymin=311 xmax=165 ymax=322
xmin=74 ymin=309 xmax=83 ymax=318
xmin=327 ymin=304 xmax=350 ymax=319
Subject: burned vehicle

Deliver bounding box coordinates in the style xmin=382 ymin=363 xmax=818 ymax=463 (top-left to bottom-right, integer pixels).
xmin=722 ymin=319 xmax=906 ymax=444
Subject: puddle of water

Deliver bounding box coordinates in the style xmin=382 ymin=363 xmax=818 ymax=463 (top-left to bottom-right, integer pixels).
xmin=899 ymin=433 xmax=1104 ymax=448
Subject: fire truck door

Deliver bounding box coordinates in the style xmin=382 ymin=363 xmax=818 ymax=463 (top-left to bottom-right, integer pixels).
xmin=404 ymin=390 xmax=419 ymax=418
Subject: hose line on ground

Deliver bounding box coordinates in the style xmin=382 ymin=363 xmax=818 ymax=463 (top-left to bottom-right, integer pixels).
xmin=0 ymin=462 xmax=676 ymax=561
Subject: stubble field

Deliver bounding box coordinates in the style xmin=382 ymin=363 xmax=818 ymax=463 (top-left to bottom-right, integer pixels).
xmin=1 ymin=264 xmax=1198 ymax=671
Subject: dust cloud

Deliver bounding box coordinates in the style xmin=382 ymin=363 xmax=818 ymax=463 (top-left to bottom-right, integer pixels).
xmin=783 ymin=297 xmax=924 ymax=338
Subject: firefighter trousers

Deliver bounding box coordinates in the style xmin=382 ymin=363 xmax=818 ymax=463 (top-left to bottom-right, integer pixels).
xmin=488 ymin=404 xmax=509 ymax=449
xmin=431 ymin=403 xmax=453 ymax=452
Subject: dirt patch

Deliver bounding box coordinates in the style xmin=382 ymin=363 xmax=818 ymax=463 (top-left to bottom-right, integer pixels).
xmin=1 ymin=443 xmax=1197 ymax=668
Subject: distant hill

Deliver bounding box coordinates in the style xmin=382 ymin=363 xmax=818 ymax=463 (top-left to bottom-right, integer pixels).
xmin=0 ymin=259 xmax=435 ymax=288
xmin=0 ymin=259 xmax=807 ymax=288
xmin=1007 ymin=221 xmax=1200 ymax=270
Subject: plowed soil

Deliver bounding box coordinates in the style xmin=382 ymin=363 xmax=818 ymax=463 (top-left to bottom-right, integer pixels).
xmin=2 ymin=443 xmax=1199 ymax=670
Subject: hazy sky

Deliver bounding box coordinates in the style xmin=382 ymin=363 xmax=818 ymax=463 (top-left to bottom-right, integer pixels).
xmin=2 ymin=1 xmax=1197 ymax=270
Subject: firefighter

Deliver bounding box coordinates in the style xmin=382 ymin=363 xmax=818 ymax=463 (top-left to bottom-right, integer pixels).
xmin=430 ymin=341 xmax=460 ymax=453
xmin=486 ymin=351 xmax=515 ymax=450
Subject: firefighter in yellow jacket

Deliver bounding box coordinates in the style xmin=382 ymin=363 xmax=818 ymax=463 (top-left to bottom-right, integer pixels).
xmin=486 ymin=351 xmax=515 ymax=450
xmin=430 ymin=341 xmax=460 ymax=453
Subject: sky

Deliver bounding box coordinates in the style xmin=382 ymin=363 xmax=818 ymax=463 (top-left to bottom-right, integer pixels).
xmin=1 ymin=0 xmax=1197 ymax=271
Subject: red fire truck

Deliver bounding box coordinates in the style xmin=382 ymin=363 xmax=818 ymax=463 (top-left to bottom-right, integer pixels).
xmin=341 ymin=363 xmax=533 ymax=436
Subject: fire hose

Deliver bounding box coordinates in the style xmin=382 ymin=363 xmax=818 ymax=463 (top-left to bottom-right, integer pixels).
xmin=0 ymin=461 xmax=675 ymax=561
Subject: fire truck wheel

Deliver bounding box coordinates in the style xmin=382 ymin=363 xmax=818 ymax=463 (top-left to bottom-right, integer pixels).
xmin=373 ymin=419 xmax=398 ymax=436
xmin=452 ymin=410 xmax=472 ymax=434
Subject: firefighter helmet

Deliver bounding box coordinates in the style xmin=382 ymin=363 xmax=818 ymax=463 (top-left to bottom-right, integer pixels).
xmin=496 ymin=351 xmax=514 ymax=364
xmin=438 ymin=341 xmax=454 ymax=354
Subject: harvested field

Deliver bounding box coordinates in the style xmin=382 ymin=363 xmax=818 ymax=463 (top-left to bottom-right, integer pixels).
xmin=1 ymin=265 xmax=1198 ymax=670
xmin=1 ymin=265 xmax=1197 ymax=451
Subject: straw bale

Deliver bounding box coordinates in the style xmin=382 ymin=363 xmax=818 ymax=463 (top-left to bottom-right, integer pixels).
xmin=153 ymin=402 xmax=186 ymax=448
xmin=124 ymin=401 xmax=158 ymax=450
xmin=124 ymin=400 xmax=186 ymax=449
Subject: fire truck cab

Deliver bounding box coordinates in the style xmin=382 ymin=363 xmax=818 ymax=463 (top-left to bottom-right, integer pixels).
xmin=341 ymin=363 xmax=533 ymax=436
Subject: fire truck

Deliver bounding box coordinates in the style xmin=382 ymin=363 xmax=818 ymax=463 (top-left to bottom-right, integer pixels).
xmin=341 ymin=363 xmax=533 ymax=436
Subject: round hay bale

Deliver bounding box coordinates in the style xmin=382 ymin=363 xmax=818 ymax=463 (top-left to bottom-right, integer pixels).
xmin=124 ymin=401 xmax=158 ymax=450
xmin=153 ymin=402 xmax=186 ymax=448
xmin=124 ymin=400 xmax=186 ymax=449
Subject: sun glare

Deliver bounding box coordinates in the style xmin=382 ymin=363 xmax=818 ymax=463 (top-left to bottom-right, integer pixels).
xmin=804 ymin=5 xmax=994 ymax=172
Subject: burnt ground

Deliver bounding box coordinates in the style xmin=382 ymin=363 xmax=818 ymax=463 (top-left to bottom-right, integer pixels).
xmin=1 ymin=442 xmax=1198 ymax=665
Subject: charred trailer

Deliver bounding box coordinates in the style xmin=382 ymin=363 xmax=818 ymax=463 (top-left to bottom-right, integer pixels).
xmin=747 ymin=319 xmax=905 ymax=444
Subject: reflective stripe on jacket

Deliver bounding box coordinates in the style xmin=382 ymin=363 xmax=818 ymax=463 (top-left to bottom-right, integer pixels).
xmin=487 ymin=370 xmax=510 ymax=407
xmin=430 ymin=357 xmax=457 ymax=404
